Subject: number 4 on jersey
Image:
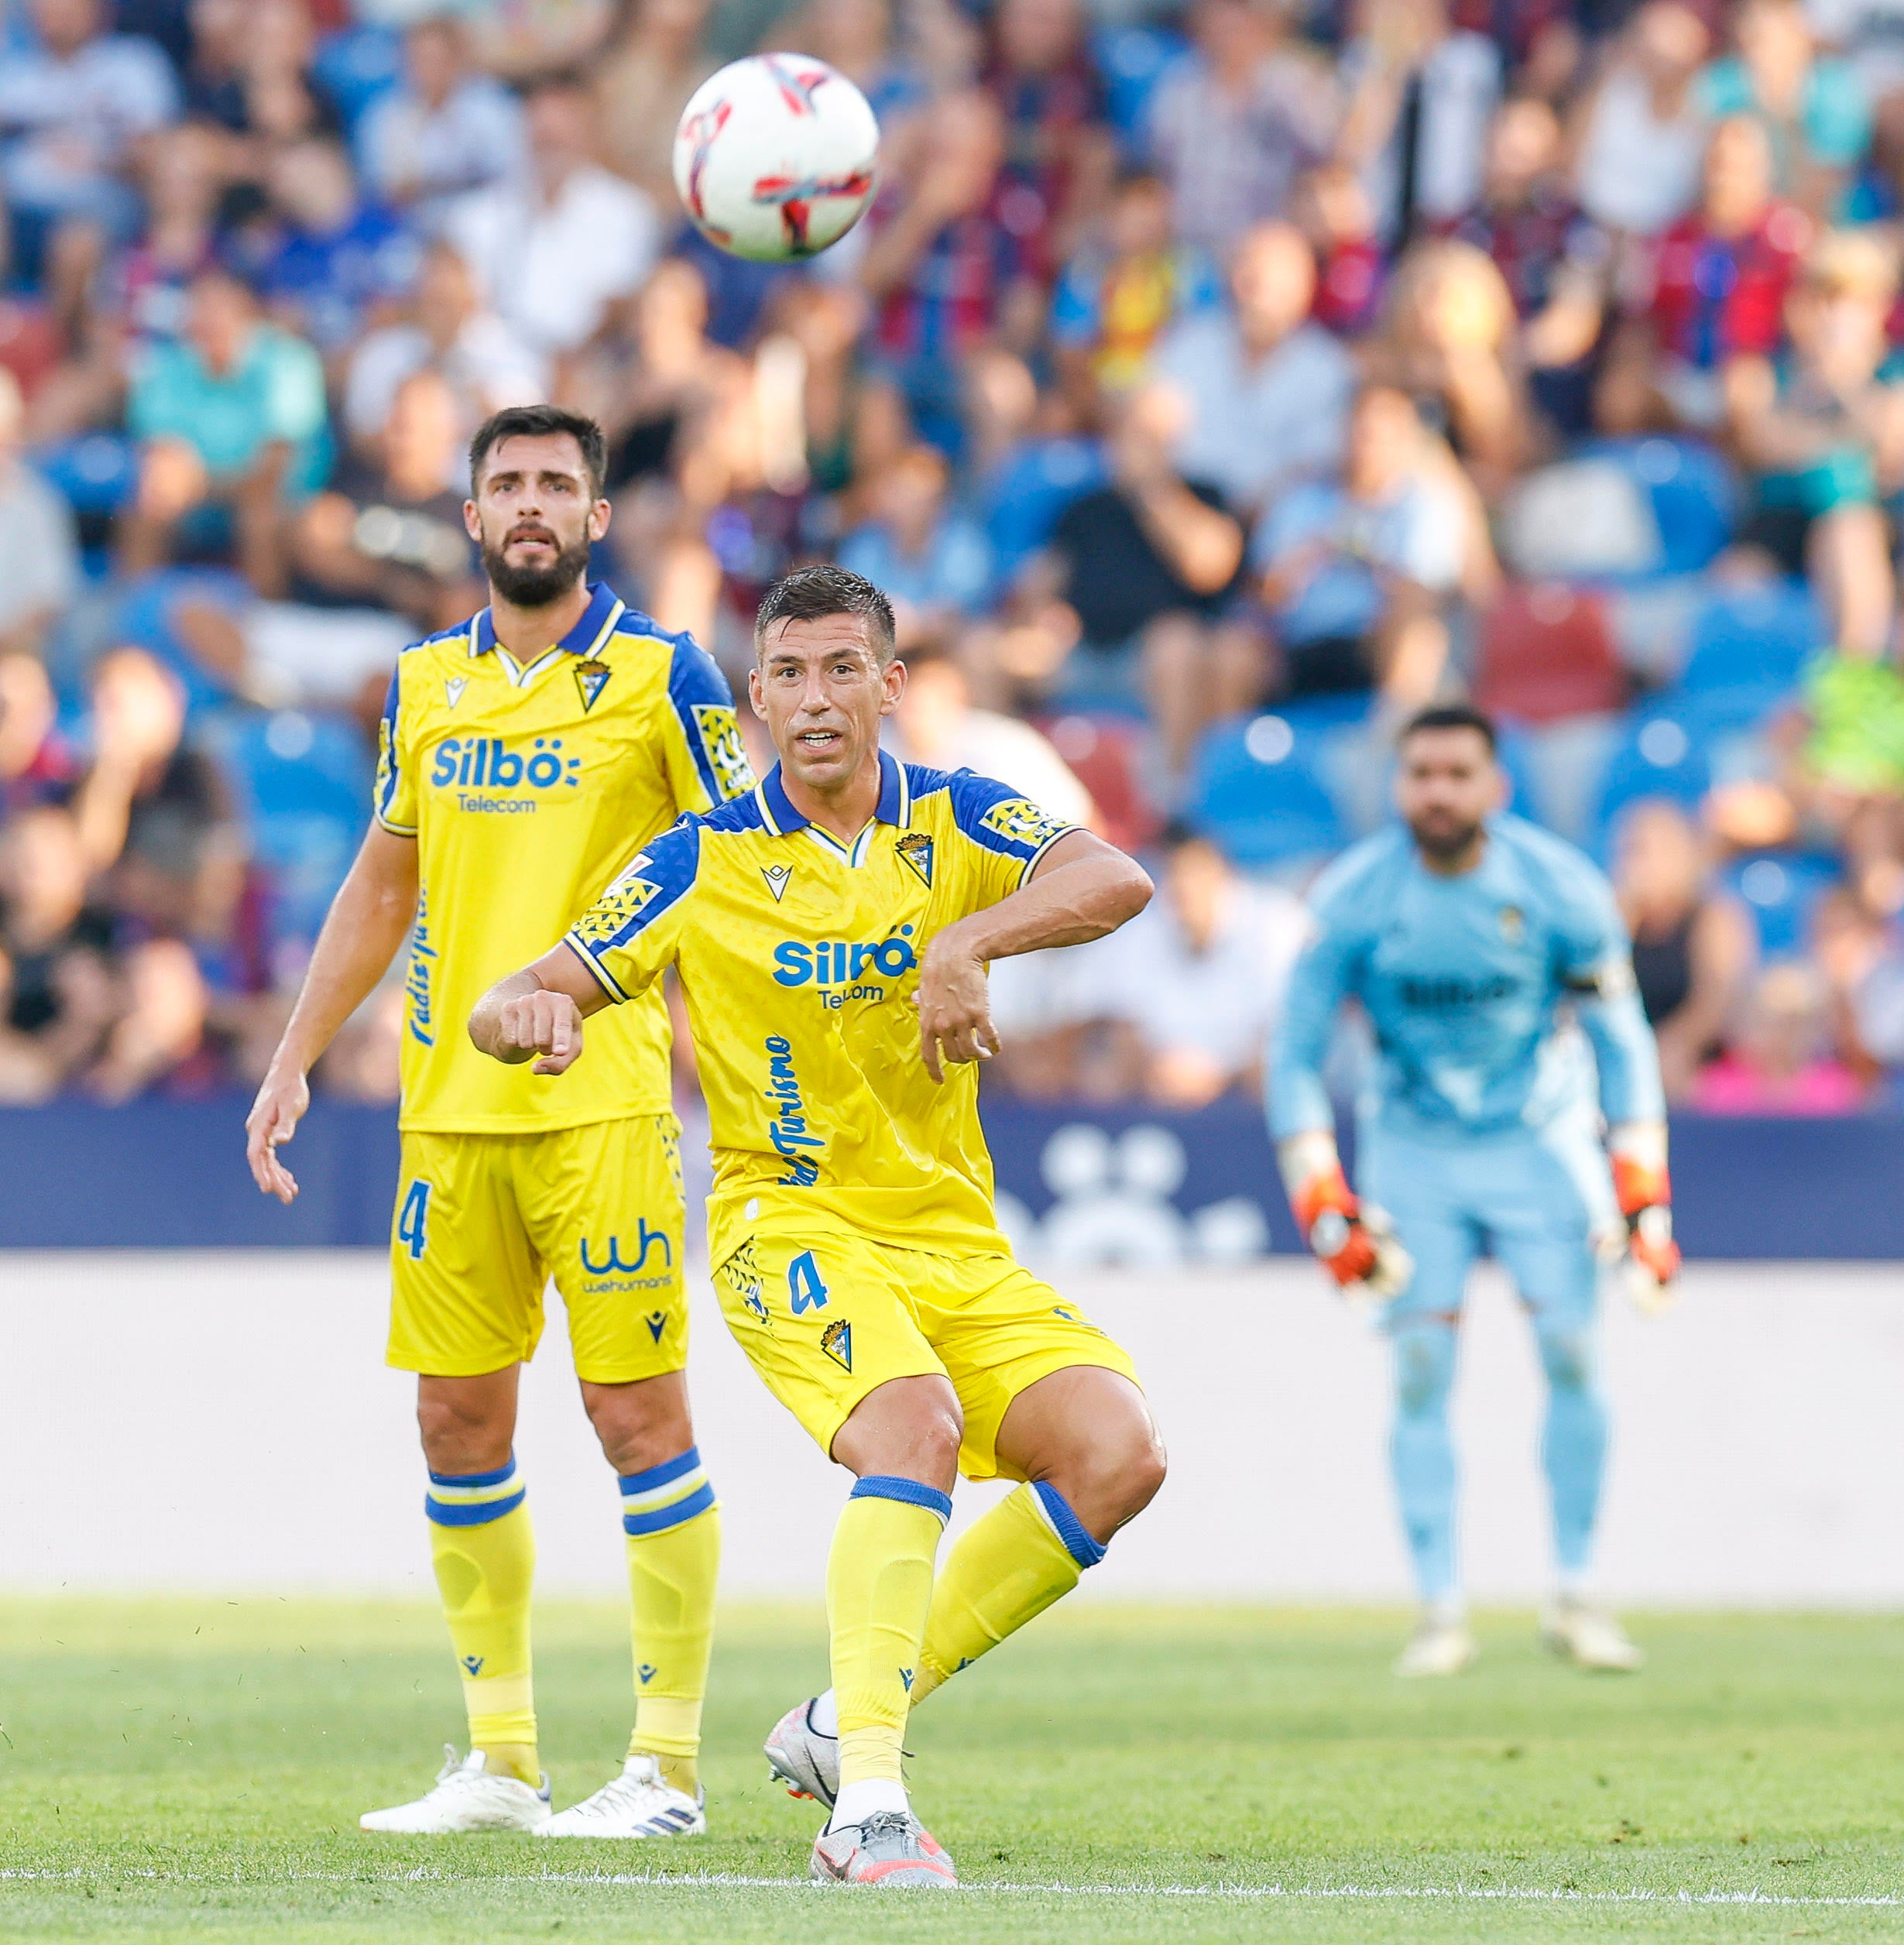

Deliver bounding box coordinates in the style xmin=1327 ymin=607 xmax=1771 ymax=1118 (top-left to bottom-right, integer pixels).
xmin=787 ymin=1250 xmax=829 ymax=1313
xmin=399 ymin=1180 xmax=433 ymax=1261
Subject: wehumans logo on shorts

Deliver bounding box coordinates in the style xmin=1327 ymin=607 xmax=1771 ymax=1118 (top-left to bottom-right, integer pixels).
xmin=578 ymin=1221 xmax=674 ymax=1291
xmin=763 ymin=1035 xmax=824 ymax=1186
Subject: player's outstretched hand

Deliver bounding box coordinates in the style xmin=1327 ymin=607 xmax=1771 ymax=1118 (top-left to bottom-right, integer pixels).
xmin=495 ymin=987 xmax=585 ymax=1075
xmin=245 ymin=1066 xmax=309 ymax=1205
xmin=915 ymin=937 xmax=1000 ymax=1084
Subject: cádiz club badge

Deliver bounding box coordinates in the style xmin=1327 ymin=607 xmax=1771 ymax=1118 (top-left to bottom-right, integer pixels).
xmin=575 ymin=659 xmax=612 ymax=713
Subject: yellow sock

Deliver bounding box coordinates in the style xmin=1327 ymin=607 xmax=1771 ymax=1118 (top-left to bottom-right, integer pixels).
xmin=619 ymin=1445 xmax=721 ymax=1798
xmin=427 ymin=1456 xmax=538 ymax=1786
xmin=827 ymin=1477 xmax=949 ymax=1789
xmin=911 ymin=1482 xmax=1104 ymax=1704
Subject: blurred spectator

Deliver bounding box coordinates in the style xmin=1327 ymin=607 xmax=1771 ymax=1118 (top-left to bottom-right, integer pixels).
xmin=463 ymin=0 xmax=613 ymax=81
xmin=595 ymin=0 xmax=718 ymax=207
xmin=837 ymin=444 xmax=993 ymax=641
xmin=0 ymin=803 xmax=116 ymax=1086
xmin=1448 ymin=96 xmax=1609 ymax=437
xmin=311 ymin=976 xmax=403 ymax=1103
xmin=790 ymin=0 xmax=927 ymax=127
xmin=291 ymin=369 xmax=479 ymax=631
xmin=1726 ymin=228 xmax=1904 ymax=657
xmin=254 ymin=137 xmax=420 ymax=356
xmin=344 ymin=241 xmax=547 ymax=470
xmin=1051 ymin=166 xmax=1223 ymax=417
xmin=0 ymin=0 xmax=179 ymax=273
xmin=1690 ymin=959 xmax=1869 ymax=1111
xmin=1612 ymin=799 xmax=1757 ymax=1099
xmin=1082 ymin=820 xmax=1308 ymax=1106
xmin=122 ymin=268 xmax=329 ymax=595
xmin=87 ymin=934 xmax=213 ymax=1100
xmin=1245 ymin=380 xmax=1467 ymax=706
xmin=445 ymin=75 xmax=661 ymax=359
xmin=1572 ymin=0 xmax=1710 ymax=240
xmin=187 ymin=0 xmax=342 ymax=146
xmin=1337 ymin=0 xmax=1502 ymax=243
xmin=1146 ymin=0 xmax=1338 ymax=256
xmin=0 ymin=653 xmax=79 ymax=811
xmin=0 ymin=370 xmax=82 ymax=658
xmin=1153 ymin=219 xmax=1355 ymax=519
xmin=1696 ymin=0 xmax=1870 ymax=219
xmin=1367 ymin=238 xmax=1534 ymax=499
xmin=860 ymin=90 xmax=1027 ymax=450
xmin=1294 ymin=161 xmax=1386 ymax=338
xmin=115 ymin=122 xmax=223 ymax=347
xmin=1623 ymin=115 xmax=1810 ymax=432
xmin=1014 ymin=384 xmax=1244 ymax=779
xmin=357 ymin=14 xmax=527 ymax=228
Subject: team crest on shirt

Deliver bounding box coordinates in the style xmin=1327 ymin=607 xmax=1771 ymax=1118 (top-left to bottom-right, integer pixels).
xmin=761 ymin=862 xmax=794 ymax=902
xmin=575 ymin=659 xmax=612 ymax=713
xmin=1499 ymin=904 xmax=1525 ymax=942
xmin=694 ymin=704 xmax=754 ymax=799
xmin=896 ymin=831 xmax=935 ymax=888
xmin=979 ymin=798 xmax=1069 ymax=852
xmin=445 ymin=677 xmax=467 ymax=708
xmin=821 ymin=1318 xmax=853 ymax=1373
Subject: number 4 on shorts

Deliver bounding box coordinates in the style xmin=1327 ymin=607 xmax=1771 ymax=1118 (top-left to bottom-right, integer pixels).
xmin=398 ymin=1179 xmax=432 ymax=1261
xmin=787 ymin=1250 xmax=829 ymax=1313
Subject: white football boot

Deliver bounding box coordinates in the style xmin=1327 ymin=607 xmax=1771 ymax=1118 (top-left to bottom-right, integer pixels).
xmin=1394 ymin=1615 xmax=1479 ymax=1678
xmin=539 ymin=1755 xmax=706 ymax=1838
xmin=359 ymin=1746 xmax=552 ymax=1834
xmin=811 ymin=1810 xmax=958 ymax=1888
xmin=763 ymin=1696 xmax=839 ymax=1810
xmin=1541 ymin=1597 xmax=1644 ymax=1672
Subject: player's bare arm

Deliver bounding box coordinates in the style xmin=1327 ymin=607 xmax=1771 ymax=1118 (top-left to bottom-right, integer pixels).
xmin=915 ymin=828 xmax=1152 ymax=1083
xmin=245 ymin=823 xmax=419 ymax=1204
xmin=467 ymin=945 xmax=612 ymax=1075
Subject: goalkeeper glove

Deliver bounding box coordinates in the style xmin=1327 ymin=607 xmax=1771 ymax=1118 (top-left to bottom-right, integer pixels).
xmin=1612 ymin=1152 xmax=1680 ymax=1314
xmin=1289 ymin=1164 xmax=1413 ymax=1299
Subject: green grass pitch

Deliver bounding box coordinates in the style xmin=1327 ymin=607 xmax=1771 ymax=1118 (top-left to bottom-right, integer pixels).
xmin=1 ymin=1598 xmax=1900 ymax=1943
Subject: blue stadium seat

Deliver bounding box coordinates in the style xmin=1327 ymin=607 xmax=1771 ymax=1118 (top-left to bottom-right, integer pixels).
xmin=1579 ymin=437 xmax=1738 ymax=577
xmin=1189 ymin=712 xmax=1345 ymax=867
xmin=315 ymin=26 xmax=403 ymax=135
xmin=1590 ymin=708 xmax=1712 ymax=856
xmin=205 ymin=710 xmax=372 ymax=951
xmin=1093 ymin=27 xmax=1189 ymax=147
xmin=1675 ymin=584 xmax=1823 ymax=711
xmin=33 ymin=435 xmax=136 ymax=516
xmin=1724 ymin=852 xmax=1841 ymax=957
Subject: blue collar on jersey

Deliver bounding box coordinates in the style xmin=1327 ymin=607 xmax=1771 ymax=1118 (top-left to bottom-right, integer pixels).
xmin=469 ymin=581 xmax=623 ymax=660
xmin=756 ymin=747 xmax=911 ymax=836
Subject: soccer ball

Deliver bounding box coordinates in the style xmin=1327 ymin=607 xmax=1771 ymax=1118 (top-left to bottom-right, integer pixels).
xmin=673 ymin=54 xmax=880 ymax=263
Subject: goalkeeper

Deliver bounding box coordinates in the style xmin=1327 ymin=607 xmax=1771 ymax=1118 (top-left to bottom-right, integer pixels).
xmin=1268 ymin=705 xmax=1679 ymax=1679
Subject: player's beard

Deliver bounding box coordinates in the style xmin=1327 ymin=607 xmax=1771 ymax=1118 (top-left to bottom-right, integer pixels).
xmin=482 ymin=528 xmax=593 ymax=607
xmin=1408 ymin=814 xmax=1484 ymax=864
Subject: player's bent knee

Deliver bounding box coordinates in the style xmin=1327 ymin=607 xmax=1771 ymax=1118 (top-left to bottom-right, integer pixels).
xmin=416 ymin=1375 xmax=517 ymax=1475
xmin=580 ymin=1371 xmax=695 ymax=1477
xmin=1392 ymin=1327 xmax=1456 ymax=1418
xmin=832 ymin=1374 xmax=964 ymax=1490
xmin=1535 ymin=1324 xmax=1595 ymax=1394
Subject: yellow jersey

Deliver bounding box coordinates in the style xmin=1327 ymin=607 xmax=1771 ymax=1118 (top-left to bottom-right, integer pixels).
xmin=561 ymin=750 xmax=1079 ymax=1268
xmin=375 ymin=581 xmax=752 ymax=1133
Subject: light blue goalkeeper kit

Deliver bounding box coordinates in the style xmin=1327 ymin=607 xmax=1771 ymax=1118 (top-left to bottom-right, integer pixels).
xmin=1268 ymin=815 xmax=1667 ymax=1601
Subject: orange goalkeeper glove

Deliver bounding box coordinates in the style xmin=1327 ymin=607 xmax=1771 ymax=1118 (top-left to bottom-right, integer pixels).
xmin=1612 ymin=1153 xmax=1680 ymax=1311
xmin=1290 ymin=1166 xmax=1412 ymax=1298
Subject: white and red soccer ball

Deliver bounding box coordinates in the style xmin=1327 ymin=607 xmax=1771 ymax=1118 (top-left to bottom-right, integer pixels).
xmin=672 ymin=54 xmax=880 ymax=263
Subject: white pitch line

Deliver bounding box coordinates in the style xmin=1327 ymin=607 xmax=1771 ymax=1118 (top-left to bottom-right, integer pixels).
xmin=1 ymin=1866 xmax=1899 ymax=1908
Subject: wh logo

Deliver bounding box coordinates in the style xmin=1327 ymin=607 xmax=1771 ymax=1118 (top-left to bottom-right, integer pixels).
xmin=580 ymin=1222 xmax=673 ymax=1275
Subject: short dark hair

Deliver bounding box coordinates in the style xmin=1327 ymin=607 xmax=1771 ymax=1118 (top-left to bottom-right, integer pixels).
xmin=754 ymin=564 xmax=898 ymax=663
xmin=468 ymin=405 xmax=607 ymax=500
xmin=1399 ymin=702 xmax=1498 ymax=754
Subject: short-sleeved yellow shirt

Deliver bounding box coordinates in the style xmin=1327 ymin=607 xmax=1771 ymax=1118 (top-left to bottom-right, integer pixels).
xmin=560 ymin=750 xmax=1078 ymax=1268
xmin=375 ymin=582 xmax=752 ymax=1133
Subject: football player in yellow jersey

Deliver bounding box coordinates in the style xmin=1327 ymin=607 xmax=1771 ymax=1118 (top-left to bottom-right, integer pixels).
xmin=470 ymin=565 xmax=1168 ymax=1888
xmin=243 ymin=406 xmax=750 ymax=1840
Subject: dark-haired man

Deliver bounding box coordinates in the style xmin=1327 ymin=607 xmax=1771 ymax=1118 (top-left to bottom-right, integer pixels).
xmin=1268 ymin=706 xmax=1680 ymax=1678
xmin=468 ymin=564 xmax=1167 ymax=1888
xmin=245 ymin=404 xmax=752 ymax=1838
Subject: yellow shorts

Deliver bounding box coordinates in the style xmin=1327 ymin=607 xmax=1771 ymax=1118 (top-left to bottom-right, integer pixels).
xmin=712 ymin=1228 xmax=1139 ymax=1480
xmin=389 ymin=1115 xmax=688 ymax=1383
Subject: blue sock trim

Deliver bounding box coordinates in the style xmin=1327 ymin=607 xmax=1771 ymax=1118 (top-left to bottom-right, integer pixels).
xmin=850 ymin=1474 xmax=953 ymax=1522
xmin=623 ymin=1479 xmax=718 ymax=1537
xmin=427 ymin=1457 xmax=517 ymax=1490
xmin=425 ymin=1487 xmax=527 ymax=1527
xmin=1034 ymin=1481 xmax=1106 ymax=1569
xmin=619 ymin=1446 xmax=702 ymax=1496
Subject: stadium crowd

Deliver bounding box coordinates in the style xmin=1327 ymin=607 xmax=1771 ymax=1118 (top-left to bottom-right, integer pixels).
xmin=5 ymin=0 xmax=1904 ymax=1113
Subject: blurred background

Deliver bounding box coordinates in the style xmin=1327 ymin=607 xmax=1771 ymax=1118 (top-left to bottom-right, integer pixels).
xmin=3 ymin=0 xmax=1904 ymax=1258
